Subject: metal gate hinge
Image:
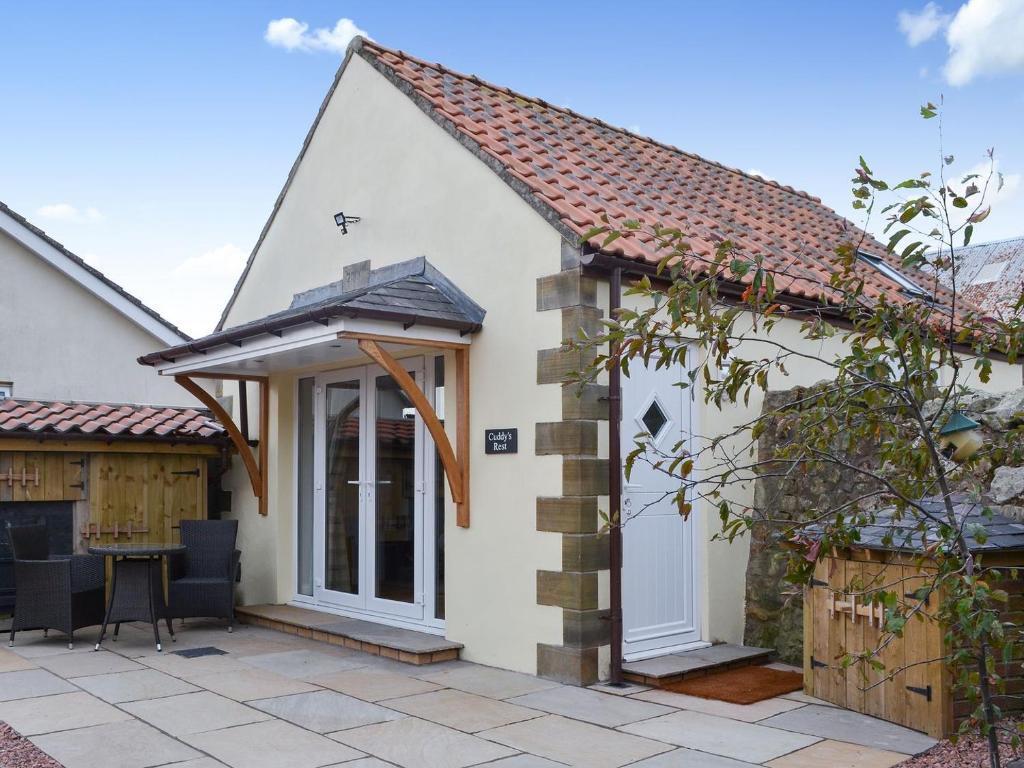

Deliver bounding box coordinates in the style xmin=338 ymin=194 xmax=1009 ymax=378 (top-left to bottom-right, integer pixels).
xmin=906 ymin=684 xmax=932 ymax=701
xmin=810 ymin=657 xmax=827 ymax=670
xmin=810 ymin=578 xmax=828 ymax=587
xmin=171 ymin=469 xmax=201 ymax=477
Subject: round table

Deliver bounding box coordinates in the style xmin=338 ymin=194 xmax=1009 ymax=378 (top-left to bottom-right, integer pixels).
xmin=88 ymin=543 xmax=186 ymax=652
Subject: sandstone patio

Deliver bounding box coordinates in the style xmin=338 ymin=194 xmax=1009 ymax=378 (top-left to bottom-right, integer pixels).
xmin=0 ymin=621 xmax=936 ymax=768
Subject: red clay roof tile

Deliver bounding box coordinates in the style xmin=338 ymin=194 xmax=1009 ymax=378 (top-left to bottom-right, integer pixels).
xmin=0 ymin=400 xmax=227 ymax=444
xmin=357 ymin=40 xmax=963 ymax=313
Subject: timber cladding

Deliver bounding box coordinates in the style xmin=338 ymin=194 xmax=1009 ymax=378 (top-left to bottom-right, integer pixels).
xmin=0 ymin=449 xmax=211 ymax=551
xmin=805 ymin=551 xmax=1024 ymax=738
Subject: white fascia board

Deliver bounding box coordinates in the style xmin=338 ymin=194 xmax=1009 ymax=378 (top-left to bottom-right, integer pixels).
xmin=0 ymin=210 xmax=187 ymax=347
xmin=153 ymin=316 xmax=470 ymax=377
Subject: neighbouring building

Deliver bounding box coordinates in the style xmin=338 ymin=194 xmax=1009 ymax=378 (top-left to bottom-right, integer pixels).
xmin=0 ymin=201 xmax=228 ymax=611
xmin=138 ymin=39 xmax=1021 ymax=684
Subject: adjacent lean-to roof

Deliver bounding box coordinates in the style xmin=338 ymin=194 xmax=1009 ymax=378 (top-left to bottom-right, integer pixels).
xmin=0 ymin=399 xmax=226 ymax=444
xmin=934 ymin=236 xmax=1024 ymax=318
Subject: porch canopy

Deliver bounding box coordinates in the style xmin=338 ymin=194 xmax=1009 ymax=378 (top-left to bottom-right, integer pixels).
xmin=139 ymin=257 xmax=484 ymax=525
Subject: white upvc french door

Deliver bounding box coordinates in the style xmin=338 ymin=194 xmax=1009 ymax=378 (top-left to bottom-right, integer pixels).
xmin=311 ymin=359 xmax=429 ymax=624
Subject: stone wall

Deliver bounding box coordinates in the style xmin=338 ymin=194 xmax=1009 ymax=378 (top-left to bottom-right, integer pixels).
xmin=744 ymin=384 xmax=1024 ymax=664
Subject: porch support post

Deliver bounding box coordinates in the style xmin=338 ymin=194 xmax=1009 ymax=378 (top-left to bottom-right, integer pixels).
xmin=174 ymin=374 xmax=267 ymax=515
xmin=355 ymin=339 xmax=468 ymax=521
xmin=454 ymin=346 xmax=470 ymax=528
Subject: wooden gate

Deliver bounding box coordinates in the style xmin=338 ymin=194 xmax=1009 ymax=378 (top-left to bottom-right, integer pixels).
xmin=804 ymin=555 xmax=950 ymax=737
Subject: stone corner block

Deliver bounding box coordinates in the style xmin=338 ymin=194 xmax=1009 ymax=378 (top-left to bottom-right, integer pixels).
xmin=537 ymin=570 xmax=598 ymax=610
xmin=563 ymin=457 xmax=609 ymax=496
xmin=537 ymin=269 xmax=598 ymax=311
xmin=537 ymin=643 xmax=599 ymax=686
xmin=536 ymin=421 xmax=598 ymax=456
xmin=563 ymin=383 xmax=609 ymax=421
xmin=537 ymin=496 xmax=599 ymax=534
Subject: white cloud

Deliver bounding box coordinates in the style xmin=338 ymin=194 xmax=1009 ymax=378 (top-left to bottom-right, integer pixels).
xmin=899 ymin=2 xmax=952 ymax=45
xmin=36 ymin=203 xmax=104 ymax=223
xmin=153 ymin=244 xmax=249 ymax=336
xmin=747 ymin=168 xmax=774 ymax=181
xmin=264 ymin=17 xmax=369 ymax=54
xmin=172 ymin=243 xmax=247 ymax=279
xmin=944 ymin=0 xmax=1024 ymax=85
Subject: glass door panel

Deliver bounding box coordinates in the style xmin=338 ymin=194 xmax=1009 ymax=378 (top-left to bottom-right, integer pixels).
xmin=373 ymin=373 xmax=416 ymax=604
xmin=324 ymin=379 xmax=361 ymax=597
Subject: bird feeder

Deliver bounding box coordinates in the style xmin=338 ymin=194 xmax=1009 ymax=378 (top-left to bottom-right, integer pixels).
xmin=938 ymin=411 xmax=983 ymax=462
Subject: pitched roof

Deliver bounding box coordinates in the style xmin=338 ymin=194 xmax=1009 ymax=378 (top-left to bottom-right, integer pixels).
xmin=0 ymin=200 xmax=191 ymax=344
xmin=934 ymin=236 xmax=1024 ymax=318
xmin=141 ymin=257 xmax=483 ymax=365
xmin=215 ymin=38 xmax=964 ymax=330
xmin=354 ymin=39 xmax=960 ymax=312
xmin=0 ymin=399 xmax=226 ymax=444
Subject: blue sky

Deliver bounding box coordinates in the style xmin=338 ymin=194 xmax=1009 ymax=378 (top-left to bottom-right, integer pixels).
xmin=2 ymin=1 xmax=1022 ymax=336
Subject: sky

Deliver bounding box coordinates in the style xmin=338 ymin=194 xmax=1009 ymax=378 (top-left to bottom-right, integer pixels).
xmin=1 ymin=1 xmax=1023 ymax=338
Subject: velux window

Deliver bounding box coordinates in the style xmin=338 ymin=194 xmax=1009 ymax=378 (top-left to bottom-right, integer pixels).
xmin=0 ymin=382 xmax=12 ymax=399
xmin=857 ymin=250 xmax=929 ymax=299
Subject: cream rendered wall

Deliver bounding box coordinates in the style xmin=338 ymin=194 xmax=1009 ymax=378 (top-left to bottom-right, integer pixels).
xmin=218 ymin=54 xmax=565 ymax=674
xmin=0 ymin=231 xmax=195 ymax=406
xmin=617 ymin=291 xmax=1021 ymax=647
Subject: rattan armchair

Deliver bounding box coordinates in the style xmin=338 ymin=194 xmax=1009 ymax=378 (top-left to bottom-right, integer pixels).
xmin=7 ymin=523 xmax=105 ymax=650
xmin=166 ymin=520 xmax=240 ymax=631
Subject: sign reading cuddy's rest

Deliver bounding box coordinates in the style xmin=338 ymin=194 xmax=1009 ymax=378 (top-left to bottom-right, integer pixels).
xmin=485 ymin=428 xmax=518 ymax=454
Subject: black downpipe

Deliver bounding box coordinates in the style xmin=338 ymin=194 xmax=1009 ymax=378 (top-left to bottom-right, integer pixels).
xmin=608 ymin=267 xmax=624 ymax=685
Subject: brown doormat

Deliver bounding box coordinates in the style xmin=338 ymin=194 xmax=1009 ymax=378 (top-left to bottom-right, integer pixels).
xmin=660 ymin=665 xmax=804 ymax=705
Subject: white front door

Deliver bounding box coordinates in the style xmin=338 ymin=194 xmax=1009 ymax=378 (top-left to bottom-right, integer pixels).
xmin=312 ymin=359 xmax=431 ymax=623
xmin=621 ymin=356 xmax=704 ymax=660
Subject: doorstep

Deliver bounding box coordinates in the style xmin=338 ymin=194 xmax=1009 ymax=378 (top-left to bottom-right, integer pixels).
xmin=235 ymin=604 xmax=463 ymax=665
xmin=622 ymin=643 xmax=774 ymax=686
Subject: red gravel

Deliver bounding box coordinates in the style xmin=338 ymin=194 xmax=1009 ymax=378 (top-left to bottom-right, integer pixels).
xmin=900 ymin=729 xmax=1021 ymax=768
xmin=0 ymin=723 xmax=62 ymax=768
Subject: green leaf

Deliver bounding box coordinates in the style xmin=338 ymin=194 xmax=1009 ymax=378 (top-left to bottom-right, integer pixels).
xmin=920 ymin=103 xmax=938 ymax=119
xmin=952 ymin=197 xmax=969 ymax=208
xmin=964 ymin=224 xmax=974 ymax=246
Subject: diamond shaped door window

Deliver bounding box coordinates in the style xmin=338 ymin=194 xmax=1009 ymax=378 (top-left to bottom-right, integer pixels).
xmin=641 ymin=400 xmax=669 ymax=438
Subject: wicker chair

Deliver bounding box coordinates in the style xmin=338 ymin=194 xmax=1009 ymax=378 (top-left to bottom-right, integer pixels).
xmin=166 ymin=520 xmax=240 ymax=632
xmin=7 ymin=523 xmax=105 ymax=650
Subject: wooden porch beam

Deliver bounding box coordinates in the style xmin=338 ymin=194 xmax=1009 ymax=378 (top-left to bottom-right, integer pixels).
xmin=174 ymin=375 xmax=264 ymax=512
xmin=340 ymin=330 xmax=470 ymax=352
xmin=356 ymin=339 xmax=465 ymax=508
xmin=455 ymin=346 xmax=470 ymax=528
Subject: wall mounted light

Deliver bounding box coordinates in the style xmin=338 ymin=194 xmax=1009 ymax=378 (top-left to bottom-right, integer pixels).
xmin=334 ymin=211 xmax=361 ymax=235
xmin=939 ymin=411 xmax=984 ymax=461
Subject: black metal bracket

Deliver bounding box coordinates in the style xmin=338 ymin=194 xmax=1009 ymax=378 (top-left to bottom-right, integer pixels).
xmin=171 ymin=469 xmax=201 ymax=477
xmin=904 ymin=591 xmax=930 ymax=604
xmin=810 ymin=578 xmax=828 ymax=587
xmin=906 ymin=684 xmax=932 ymax=701
xmin=68 ymin=458 xmax=86 ymax=467
xmin=811 ymin=656 xmax=828 ymax=670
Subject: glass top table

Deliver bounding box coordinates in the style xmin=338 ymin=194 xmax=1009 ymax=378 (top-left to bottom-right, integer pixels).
xmin=88 ymin=543 xmax=185 ymax=651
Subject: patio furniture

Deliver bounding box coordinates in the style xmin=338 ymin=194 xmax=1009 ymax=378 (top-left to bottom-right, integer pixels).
xmin=90 ymin=542 xmax=185 ymax=652
xmin=166 ymin=519 xmax=240 ymax=632
xmin=7 ymin=522 xmax=105 ymax=650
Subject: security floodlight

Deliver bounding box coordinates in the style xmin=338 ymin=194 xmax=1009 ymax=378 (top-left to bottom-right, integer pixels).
xmin=333 ymin=211 xmax=361 ymax=235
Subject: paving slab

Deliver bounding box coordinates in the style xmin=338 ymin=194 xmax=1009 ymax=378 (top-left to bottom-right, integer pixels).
xmin=240 ymin=649 xmax=366 ymax=680
xmin=764 ymin=738 xmax=908 ymax=768
xmin=139 ymin=651 xmax=251 ymax=681
xmin=508 ymin=685 xmax=673 ymax=727
xmin=121 ymin=690 xmax=271 ymax=736
xmin=629 ymin=748 xmax=759 ymax=767
xmin=778 ymin=690 xmax=836 ymax=707
xmin=483 ymin=757 xmax=569 ymax=767
xmin=250 ymin=689 xmax=405 ymax=732
xmin=160 ymin=759 xmax=229 ymax=768
xmin=0 ymin=668 xmax=76 ymax=701
xmin=0 ymin=647 xmax=36 ymax=672
xmin=759 ymin=704 xmax=937 ymax=755
xmin=187 ymin=718 xmax=363 ymax=768
xmin=330 ymin=759 xmax=401 ymax=768
xmin=8 ymin=633 xmax=99 ymax=658
xmin=190 ymin=667 xmax=318 ymax=701
xmin=619 ymin=710 xmax=820 ymax=763
xmin=622 ymin=654 xmax=710 ymax=677
xmin=39 ymin=649 xmax=145 ymax=677
xmin=417 ymin=664 xmax=561 ymax=699
xmin=330 ymin=716 xmax=516 ymax=768
xmin=386 ymin=688 xmax=542 ymax=732
xmin=589 ymin=681 xmax=650 ymax=696
xmin=631 ymin=689 xmax=807 ymax=722
xmin=0 ymin=691 xmax=131 ymax=735
xmin=74 ymin=668 xmax=199 ymax=703
xmin=312 ymin=667 xmax=441 ymax=701
xmin=31 ymin=719 xmax=200 ymax=768
xmin=480 ymin=714 xmax=672 ymax=768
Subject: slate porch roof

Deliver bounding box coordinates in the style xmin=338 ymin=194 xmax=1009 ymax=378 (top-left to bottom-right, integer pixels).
xmin=141 ymin=257 xmax=483 ymax=365
xmin=0 ymin=399 xmax=227 ymax=444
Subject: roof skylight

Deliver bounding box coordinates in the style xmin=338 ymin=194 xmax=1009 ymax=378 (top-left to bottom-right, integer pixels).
xmin=857 ymin=250 xmax=930 ymax=298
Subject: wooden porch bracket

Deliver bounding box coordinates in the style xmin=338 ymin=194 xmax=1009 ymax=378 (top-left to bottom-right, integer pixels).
xmin=355 ymin=338 xmax=471 ymax=527
xmin=175 ymin=374 xmax=269 ymax=516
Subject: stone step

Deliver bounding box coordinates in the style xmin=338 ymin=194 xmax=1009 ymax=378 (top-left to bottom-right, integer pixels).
xmin=236 ymin=604 xmax=462 ymax=665
xmin=622 ymin=643 xmax=774 ymax=686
